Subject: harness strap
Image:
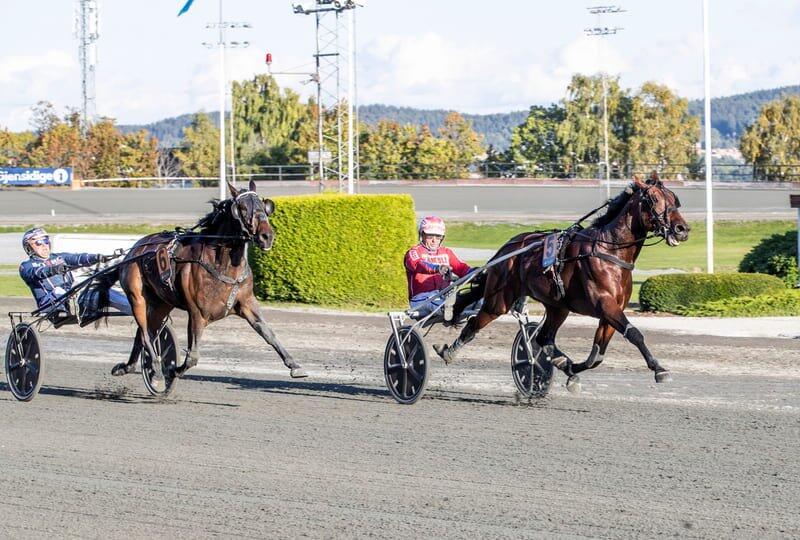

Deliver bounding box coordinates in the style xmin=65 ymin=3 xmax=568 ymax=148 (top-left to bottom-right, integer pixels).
xmin=590 ymin=250 xmax=635 ymax=271
xmin=174 ymin=256 xmax=251 ymax=311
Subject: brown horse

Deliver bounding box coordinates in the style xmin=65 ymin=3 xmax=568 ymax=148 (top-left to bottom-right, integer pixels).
xmin=112 ymin=179 xmax=307 ymax=393
xmin=434 ymin=174 xmax=689 ymax=389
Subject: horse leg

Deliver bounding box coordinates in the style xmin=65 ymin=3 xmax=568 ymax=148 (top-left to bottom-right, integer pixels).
xmin=235 ymin=296 xmax=307 ymax=378
xmin=127 ymin=289 xmax=167 ymax=389
xmin=598 ymin=297 xmax=671 ymax=383
xmin=533 ymin=306 xmax=581 ymax=391
xmin=111 ymin=328 xmax=142 ymax=376
xmin=433 ymin=310 xmax=499 ymax=364
xmin=176 ymin=308 xmax=205 ymax=377
xmin=567 ymin=322 xmax=615 ymax=377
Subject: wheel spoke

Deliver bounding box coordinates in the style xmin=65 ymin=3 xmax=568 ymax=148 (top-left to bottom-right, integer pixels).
xmin=512 ymin=358 xmax=530 ymax=371
xmin=386 ymin=361 xmax=402 ymax=372
xmin=400 ymin=367 xmax=409 ymax=397
xmin=407 ymin=366 xmax=423 ymax=384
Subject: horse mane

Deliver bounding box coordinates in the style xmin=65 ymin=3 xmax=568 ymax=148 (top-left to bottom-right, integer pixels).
xmin=196 ymin=198 xmax=233 ymax=234
xmin=591 ymin=183 xmax=641 ymax=228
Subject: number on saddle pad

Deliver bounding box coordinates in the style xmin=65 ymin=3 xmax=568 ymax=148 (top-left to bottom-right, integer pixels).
xmin=542 ymin=233 xmax=558 ymax=269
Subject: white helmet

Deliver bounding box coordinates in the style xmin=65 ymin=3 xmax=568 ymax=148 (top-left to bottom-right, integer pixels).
xmin=418 ymin=216 xmax=445 ymax=242
xmin=419 ymin=216 xmax=445 ymax=240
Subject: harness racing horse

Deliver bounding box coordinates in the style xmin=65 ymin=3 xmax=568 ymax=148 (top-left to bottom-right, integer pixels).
xmin=434 ymin=174 xmax=689 ymax=390
xmin=112 ymin=179 xmax=307 ymax=393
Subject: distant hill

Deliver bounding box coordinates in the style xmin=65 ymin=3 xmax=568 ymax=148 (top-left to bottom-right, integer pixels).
xmin=357 ymin=105 xmax=527 ymax=150
xmin=119 ymin=112 xmax=219 ymax=148
xmin=688 ymin=85 xmax=800 ymax=147
xmin=119 ymin=84 xmax=800 ymax=151
xmin=118 ymin=107 xmax=526 ymax=150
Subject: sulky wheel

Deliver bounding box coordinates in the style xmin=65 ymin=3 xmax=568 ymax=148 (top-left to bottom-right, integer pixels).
xmin=4 ymin=323 xmax=44 ymax=402
xmin=141 ymin=324 xmax=179 ymax=397
xmin=384 ymin=326 xmax=429 ymax=405
xmin=511 ymin=322 xmax=553 ymax=398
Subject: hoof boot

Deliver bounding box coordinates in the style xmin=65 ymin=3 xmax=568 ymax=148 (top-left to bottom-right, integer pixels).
xmin=566 ymin=375 xmax=582 ymax=394
xmin=655 ymin=370 xmax=672 ymax=383
xmin=290 ymin=367 xmax=308 ymax=379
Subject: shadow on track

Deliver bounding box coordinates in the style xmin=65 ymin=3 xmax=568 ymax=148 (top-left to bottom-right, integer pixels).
xmin=181 ymin=373 xmax=591 ymax=412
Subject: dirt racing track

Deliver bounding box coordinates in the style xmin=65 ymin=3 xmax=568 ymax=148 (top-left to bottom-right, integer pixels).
xmin=1 ymin=297 xmax=799 ymax=537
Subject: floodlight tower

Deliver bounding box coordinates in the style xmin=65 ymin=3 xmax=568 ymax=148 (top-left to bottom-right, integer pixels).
xmin=585 ymin=5 xmax=625 ymax=199
xmin=74 ymin=0 xmax=99 ymax=134
xmin=203 ymin=1 xmax=251 ymax=200
xmin=292 ymin=1 xmax=360 ymax=194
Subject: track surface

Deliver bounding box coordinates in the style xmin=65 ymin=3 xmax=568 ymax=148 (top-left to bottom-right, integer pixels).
xmin=1 ymin=298 xmax=799 ymax=537
xmin=1 ymin=183 xmax=796 ymax=224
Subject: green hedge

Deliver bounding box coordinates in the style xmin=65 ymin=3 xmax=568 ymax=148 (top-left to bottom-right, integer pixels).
xmin=675 ymin=289 xmax=800 ymax=317
xmin=249 ymin=193 xmax=416 ymax=307
xmin=738 ymin=231 xmax=798 ymax=286
xmin=639 ymin=272 xmax=785 ymax=313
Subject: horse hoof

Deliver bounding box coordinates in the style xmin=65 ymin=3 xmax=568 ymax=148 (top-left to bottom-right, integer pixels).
xmin=433 ymin=344 xmax=453 ymax=365
xmin=290 ymin=367 xmax=308 ymax=379
xmin=111 ymin=363 xmax=130 ymax=376
xmin=151 ymin=376 xmax=166 ymax=392
xmin=566 ymin=375 xmax=582 ymax=394
xmin=655 ymin=370 xmax=672 ymax=383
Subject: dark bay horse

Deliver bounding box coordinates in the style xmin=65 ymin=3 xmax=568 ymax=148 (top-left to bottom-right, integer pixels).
xmin=434 ymin=174 xmax=689 ymax=389
xmin=113 ymin=179 xmax=307 ymax=392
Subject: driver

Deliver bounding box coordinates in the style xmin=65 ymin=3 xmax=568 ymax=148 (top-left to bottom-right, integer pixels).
xmin=404 ymin=216 xmax=472 ymax=319
xmin=18 ymin=227 xmax=131 ymax=318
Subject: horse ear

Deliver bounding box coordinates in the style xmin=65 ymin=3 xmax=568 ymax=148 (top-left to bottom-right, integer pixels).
xmin=632 ymin=175 xmax=646 ymax=189
xmin=249 ymin=179 xmax=257 ymax=193
xmin=227 ymin=180 xmax=239 ymax=198
xmin=262 ymin=198 xmax=275 ymax=216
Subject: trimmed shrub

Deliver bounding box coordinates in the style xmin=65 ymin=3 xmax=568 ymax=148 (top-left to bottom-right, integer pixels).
xmin=739 ymin=231 xmax=798 ymax=286
xmin=639 ymin=272 xmax=785 ymax=313
xmin=249 ymin=193 xmax=416 ymax=307
xmin=676 ymin=289 xmax=800 ymax=317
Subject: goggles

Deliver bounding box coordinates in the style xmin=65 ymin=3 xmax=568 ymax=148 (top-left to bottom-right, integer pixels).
xmin=31 ymin=237 xmax=50 ymax=247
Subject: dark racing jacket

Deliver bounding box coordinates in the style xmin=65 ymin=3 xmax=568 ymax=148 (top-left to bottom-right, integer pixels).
xmin=19 ymin=253 xmax=100 ymax=309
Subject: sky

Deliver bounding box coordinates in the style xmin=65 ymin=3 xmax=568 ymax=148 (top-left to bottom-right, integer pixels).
xmin=1 ymin=0 xmax=798 ymax=131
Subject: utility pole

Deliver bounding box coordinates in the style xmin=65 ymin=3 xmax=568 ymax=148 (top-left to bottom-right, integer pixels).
xmin=203 ymin=1 xmax=250 ymax=200
xmin=74 ymin=0 xmax=99 ymax=135
xmin=292 ymin=1 xmax=361 ymax=194
xmin=585 ymin=5 xmax=625 ymax=199
xmin=702 ymin=0 xmax=714 ymax=273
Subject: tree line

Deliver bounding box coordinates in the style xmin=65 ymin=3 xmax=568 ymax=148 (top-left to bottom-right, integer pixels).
xmin=2 ymin=75 xmax=799 ymax=182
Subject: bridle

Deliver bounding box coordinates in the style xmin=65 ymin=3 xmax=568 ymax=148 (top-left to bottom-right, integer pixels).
xmin=639 ymin=183 xmax=680 ymax=240
xmin=230 ymin=191 xmax=270 ymax=243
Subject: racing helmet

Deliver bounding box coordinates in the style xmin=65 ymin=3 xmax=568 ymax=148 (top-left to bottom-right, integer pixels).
xmin=419 ymin=216 xmax=446 ymax=241
xmin=22 ymin=227 xmax=49 ymax=256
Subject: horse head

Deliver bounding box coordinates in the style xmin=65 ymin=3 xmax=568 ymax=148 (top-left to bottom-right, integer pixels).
xmin=227 ymin=179 xmax=276 ymax=250
xmin=632 ymin=172 xmax=689 ymax=247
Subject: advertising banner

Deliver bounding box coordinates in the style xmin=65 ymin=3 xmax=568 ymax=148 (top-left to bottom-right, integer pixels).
xmin=0 ymin=167 xmax=73 ymax=187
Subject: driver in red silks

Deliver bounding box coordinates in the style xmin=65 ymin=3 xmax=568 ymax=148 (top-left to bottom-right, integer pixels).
xmin=404 ymin=216 xmax=472 ymax=318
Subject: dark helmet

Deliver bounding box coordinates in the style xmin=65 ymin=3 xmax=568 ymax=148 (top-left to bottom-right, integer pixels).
xmin=22 ymin=227 xmax=49 ymax=256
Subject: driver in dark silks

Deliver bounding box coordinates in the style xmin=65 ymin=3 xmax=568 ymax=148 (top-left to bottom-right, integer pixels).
xmin=18 ymin=227 xmax=131 ymax=321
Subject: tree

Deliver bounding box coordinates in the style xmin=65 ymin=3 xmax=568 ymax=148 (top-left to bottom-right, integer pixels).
xmin=556 ymin=74 xmax=627 ymax=176
xmin=0 ymin=129 xmax=36 ymax=166
xmin=359 ymin=120 xmax=417 ymax=179
xmin=415 ymin=125 xmax=457 ymax=178
xmin=740 ymin=96 xmax=800 ymax=181
xmin=437 ymin=112 xmax=484 ymax=176
xmin=174 ymin=113 xmax=220 ymax=180
xmin=507 ymin=104 xmax=565 ymax=175
xmin=232 ymin=74 xmax=315 ymax=170
xmin=626 ymin=82 xmax=700 ymax=177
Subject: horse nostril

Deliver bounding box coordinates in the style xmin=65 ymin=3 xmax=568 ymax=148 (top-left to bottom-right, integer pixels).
xmin=674 ymin=224 xmax=686 ymax=234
